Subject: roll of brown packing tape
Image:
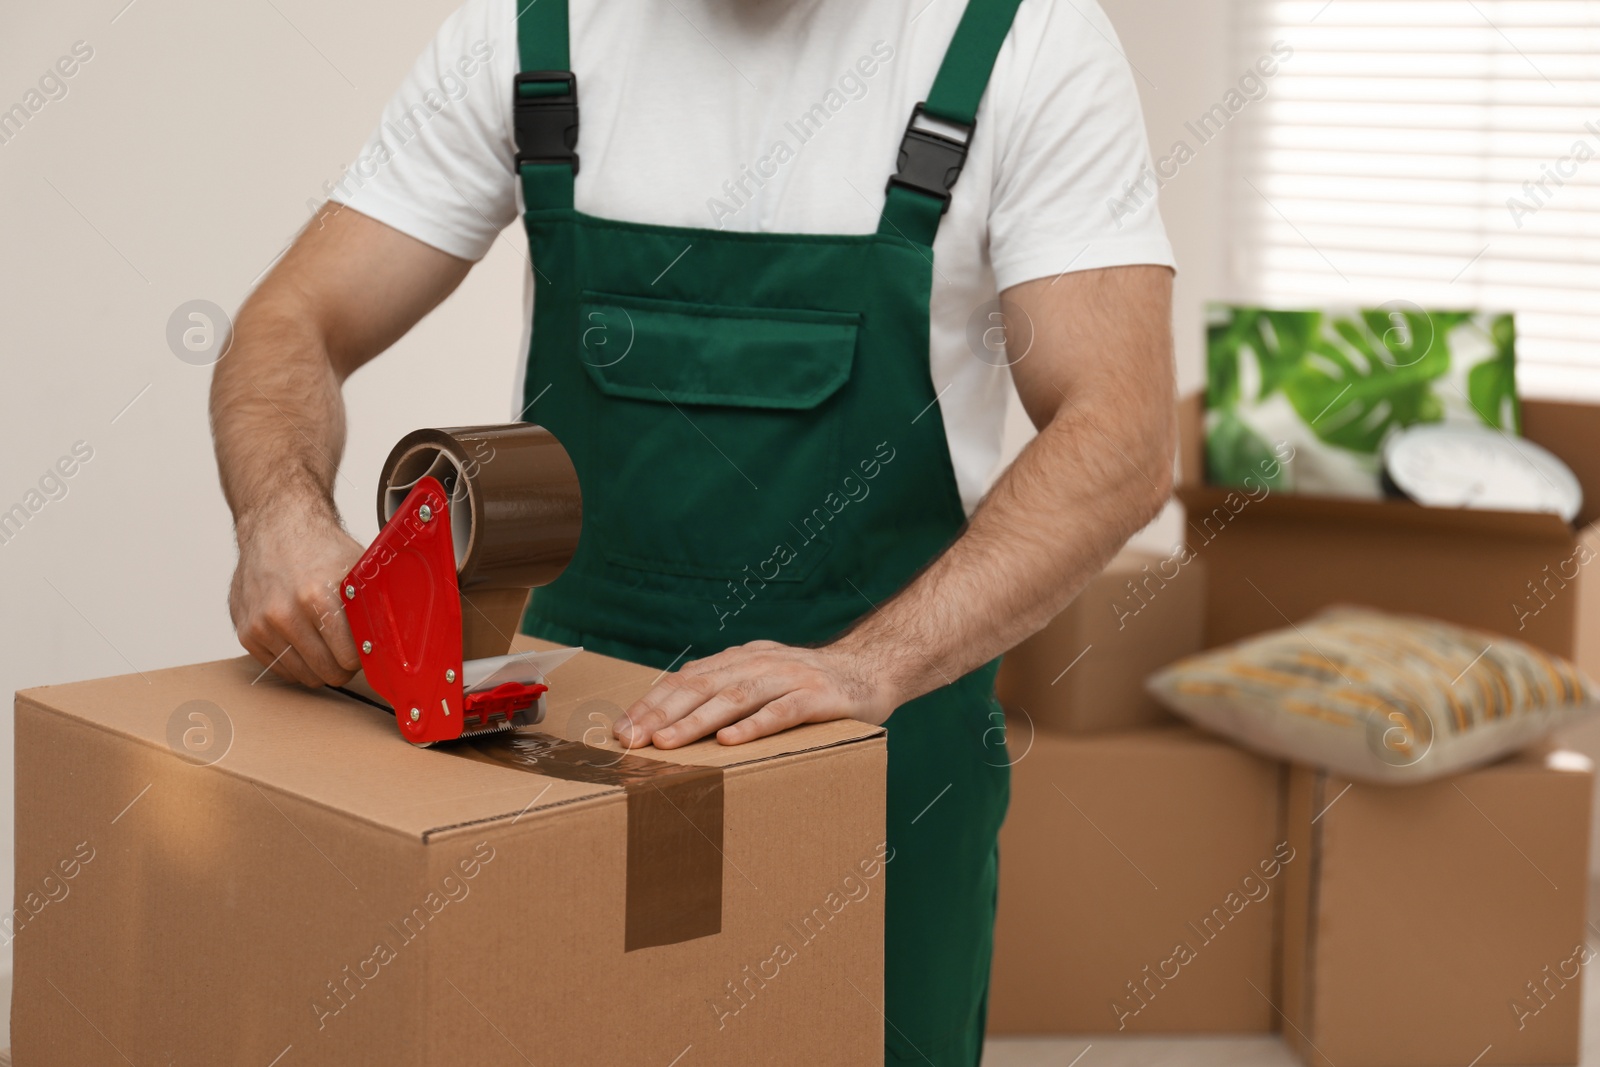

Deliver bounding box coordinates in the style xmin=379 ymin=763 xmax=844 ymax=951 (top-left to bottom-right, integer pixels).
xmin=377 ymin=425 xmax=582 ymax=591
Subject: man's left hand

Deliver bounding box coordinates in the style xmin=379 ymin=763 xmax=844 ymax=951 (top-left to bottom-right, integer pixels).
xmin=613 ymin=640 xmax=902 ymax=749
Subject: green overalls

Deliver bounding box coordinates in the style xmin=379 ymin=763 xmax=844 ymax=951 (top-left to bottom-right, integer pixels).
xmin=513 ymin=1 xmax=1022 ymax=1061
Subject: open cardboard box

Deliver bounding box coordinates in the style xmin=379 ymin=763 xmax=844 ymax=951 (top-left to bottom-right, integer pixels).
xmin=11 ymin=638 xmax=887 ymax=1065
xmin=1176 ymin=394 xmax=1600 ymax=669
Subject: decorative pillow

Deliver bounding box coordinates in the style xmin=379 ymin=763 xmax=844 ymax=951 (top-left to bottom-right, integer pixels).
xmin=1146 ymin=606 xmax=1598 ymax=783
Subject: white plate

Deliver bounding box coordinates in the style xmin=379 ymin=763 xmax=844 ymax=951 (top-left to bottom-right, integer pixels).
xmin=1382 ymin=424 xmax=1582 ymax=522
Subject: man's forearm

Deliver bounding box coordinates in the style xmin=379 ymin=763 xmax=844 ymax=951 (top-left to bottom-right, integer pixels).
xmin=836 ymin=391 xmax=1174 ymax=700
xmin=210 ymin=286 xmax=348 ymax=531
xmin=211 ymin=205 xmax=472 ymax=535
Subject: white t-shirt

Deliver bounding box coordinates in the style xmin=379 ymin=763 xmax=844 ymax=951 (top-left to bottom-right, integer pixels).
xmin=331 ymin=0 xmax=1175 ymax=513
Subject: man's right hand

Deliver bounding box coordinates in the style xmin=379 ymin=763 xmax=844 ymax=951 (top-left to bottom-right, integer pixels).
xmin=229 ymin=502 xmax=366 ymax=687
xmin=210 ymin=204 xmax=473 ymax=688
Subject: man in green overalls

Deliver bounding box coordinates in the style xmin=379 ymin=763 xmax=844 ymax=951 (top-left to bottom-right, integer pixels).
xmin=211 ymin=0 xmax=1176 ymax=1061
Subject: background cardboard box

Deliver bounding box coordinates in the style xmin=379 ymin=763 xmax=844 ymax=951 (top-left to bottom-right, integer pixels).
xmin=11 ymin=641 xmax=887 ymax=1066
xmin=1175 ymin=394 xmax=1600 ymax=672
xmin=995 ymin=550 xmax=1202 ymax=735
xmin=1281 ymin=750 xmax=1595 ymax=1067
xmin=988 ymin=726 xmax=1285 ymax=1034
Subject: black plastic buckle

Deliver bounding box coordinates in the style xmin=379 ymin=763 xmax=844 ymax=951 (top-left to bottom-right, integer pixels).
xmin=514 ymin=70 xmax=580 ymax=173
xmin=885 ymin=103 xmax=972 ymax=214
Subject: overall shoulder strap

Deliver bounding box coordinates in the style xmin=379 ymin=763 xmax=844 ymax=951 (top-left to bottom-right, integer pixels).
xmin=515 ymin=0 xmax=579 ymax=211
xmin=878 ymin=0 xmax=1026 ymax=246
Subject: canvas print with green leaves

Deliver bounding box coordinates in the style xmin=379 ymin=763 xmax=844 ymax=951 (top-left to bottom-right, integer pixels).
xmin=1205 ymin=304 xmax=1519 ymax=498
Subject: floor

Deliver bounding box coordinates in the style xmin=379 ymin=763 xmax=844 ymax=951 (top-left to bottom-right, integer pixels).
xmin=984 ymin=981 xmax=1600 ymax=1066
xmin=984 ymin=1035 xmax=1303 ymax=1067
xmin=983 ymin=1019 xmax=1600 ymax=1067
xmin=983 ymin=883 xmax=1600 ymax=1067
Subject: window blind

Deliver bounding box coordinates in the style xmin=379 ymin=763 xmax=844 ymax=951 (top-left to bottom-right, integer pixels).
xmin=1226 ymin=0 xmax=1600 ymax=399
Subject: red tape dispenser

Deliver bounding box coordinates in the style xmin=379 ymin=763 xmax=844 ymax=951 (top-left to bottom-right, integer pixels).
xmin=338 ymin=425 xmax=582 ymax=746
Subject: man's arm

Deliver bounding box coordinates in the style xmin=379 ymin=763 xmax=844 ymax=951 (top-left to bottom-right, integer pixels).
xmin=211 ymin=205 xmax=473 ymax=686
xmin=614 ymin=264 xmax=1176 ymax=748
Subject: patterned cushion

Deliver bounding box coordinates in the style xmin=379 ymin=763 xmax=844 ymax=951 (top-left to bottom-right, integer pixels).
xmin=1146 ymin=607 xmax=1598 ymax=783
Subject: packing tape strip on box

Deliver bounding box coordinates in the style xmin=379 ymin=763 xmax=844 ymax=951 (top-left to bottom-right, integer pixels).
xmin=456 ymin=733 xmax=724 ymax=952
xmin=381 ymin=429 xmax=722 ymax=949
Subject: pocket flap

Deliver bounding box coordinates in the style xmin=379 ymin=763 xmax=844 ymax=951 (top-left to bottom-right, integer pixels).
xmin=579 ymin=291 xmax=860 ymax=410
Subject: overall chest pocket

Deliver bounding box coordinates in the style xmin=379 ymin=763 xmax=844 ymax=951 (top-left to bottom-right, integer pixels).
xmin=579 ymin=290 xmax=861 ymax=586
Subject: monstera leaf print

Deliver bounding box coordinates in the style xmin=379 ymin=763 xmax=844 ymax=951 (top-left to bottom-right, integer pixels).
xmin=1206 ymin=411 xmax=1288 ymax=489
xmin=1281 ymin=309 xmax=1463 ymax=455
xmin=1250 ymin=310 xmax=1321 ymax=400
xmin=1206 ymin=310 xmax=1251 ymax=411
xmin=1466 ymin=313 xmax=1520 ymax=432
xmin=1208 ymin=308 xmax=1319 ymax=410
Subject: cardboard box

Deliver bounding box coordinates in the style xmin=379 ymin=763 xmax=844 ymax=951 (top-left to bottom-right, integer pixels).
xmin=11 ymin=640 xmax=887 ymax=1066
xmin=1281 ymin=749 xmax=1595 ymax=1067
xmin=988 ymin=726 xmax=1287 ymax=1034
xmin=995 ymin=549 xmax=1203 ymax=735
xmin=1176 ymin=395 xmax=1600 ymax=673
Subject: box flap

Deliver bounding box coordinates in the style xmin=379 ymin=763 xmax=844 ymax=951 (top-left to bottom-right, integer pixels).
xmin=1175 ymin=483 xmax=1575 ymax=544
xmin=1178 ymin=390 xmax=1206 ymax=487
xmin=15 ymin=637 xmax=883 ymax=842
xmin=1524 ymin=398 xmax=1600 ymax=529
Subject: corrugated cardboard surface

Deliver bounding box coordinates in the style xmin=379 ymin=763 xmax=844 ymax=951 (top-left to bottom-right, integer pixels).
xmin=988 ymin=726 xmax=1286 ymax=1034
xmin=11 ymin=640 xmax=887 ymax=1065
xmin=1175 ymin=393 xmax=1600 ymax=665
xmin=1282 ymin=751 xmax=1595 ymax=1067
xmin=996 ymin=550 xmax=1201 ymax=735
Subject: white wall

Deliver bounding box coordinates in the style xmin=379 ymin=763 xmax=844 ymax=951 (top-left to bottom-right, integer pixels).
xmin=0 ymin=0 xmax=525 ymax=1018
